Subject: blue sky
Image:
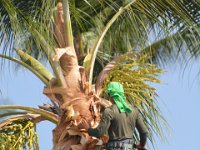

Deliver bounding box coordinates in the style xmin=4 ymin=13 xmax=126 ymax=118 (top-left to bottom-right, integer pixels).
xmin=154 ymin=61 xmax=200 ymax=150
xmin=0 ymin=59 xmax=200 ymax=150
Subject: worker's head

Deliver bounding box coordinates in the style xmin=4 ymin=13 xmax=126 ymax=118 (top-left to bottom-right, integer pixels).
xmin=106 ymin=82 xmax=124 ymax=98
xmin=105 ymin=82 xmax=132 ymax=113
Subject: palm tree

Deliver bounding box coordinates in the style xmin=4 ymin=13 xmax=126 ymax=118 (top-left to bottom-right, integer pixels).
xmin=0 ymin=0 xmax=199 ymax=149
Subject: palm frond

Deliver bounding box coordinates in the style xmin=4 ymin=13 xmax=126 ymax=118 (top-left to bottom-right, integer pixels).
xmin=0 ymin=105 xmax=58 ymax=124
xmin=0 ymin=0 xmax=56 ymax=56
xmin=85 ymin=1 xmax=137 ymax=84
xmin=16 ymin=50 xmax=54 ymax=82
xmin=77 ymin=0 xmax=200 ymax=75
xmin=0 ymin=53 xmax=52 ymax=85
xmin=1 ymin=0 xmax=199 ymax=60
xmin=62 ymin=0 xmax=74 ymax=47
xmin=0 ymin=111 xmax=27 ymax=118
xmin=95 ymin=55 xmax=121 ymax=95
xmin=141 ymin=25 xmax=200 ymax=66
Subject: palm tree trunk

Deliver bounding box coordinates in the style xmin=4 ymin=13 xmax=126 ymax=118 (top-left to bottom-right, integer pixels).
xmin=47 ymin=61 xmax=102 ymax=149
xmin=43 ymin=2 xmax=104 ymax=149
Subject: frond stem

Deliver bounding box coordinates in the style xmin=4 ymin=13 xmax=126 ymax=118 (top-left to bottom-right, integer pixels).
xmin=0 ymin=105 xmax=58 ymax=124
xmin=0 ymin=54 xmax=48 ymax=85
xmin=62 ymin=0 xmax=74 ymax=47
xmin=89 ymin=0 xmax=137 ymax=84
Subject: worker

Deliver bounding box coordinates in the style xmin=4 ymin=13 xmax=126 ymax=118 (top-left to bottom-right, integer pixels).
xmin=87 ymin=82 xmax=149 ymax=150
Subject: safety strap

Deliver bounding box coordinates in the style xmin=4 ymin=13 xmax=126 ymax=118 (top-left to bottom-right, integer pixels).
xmin=107 ymin=141 xmax=133 ymax=149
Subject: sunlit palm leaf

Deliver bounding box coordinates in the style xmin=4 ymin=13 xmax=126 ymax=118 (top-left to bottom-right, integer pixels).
xmin=16 ymin=50 xmax=53 ymax=82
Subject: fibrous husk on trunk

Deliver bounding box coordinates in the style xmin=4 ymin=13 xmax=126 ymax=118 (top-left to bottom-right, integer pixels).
xmin=43 ymin=2 xmax=112 ymax=149
xmin=49 ymin=45 xmax=110 ymax=149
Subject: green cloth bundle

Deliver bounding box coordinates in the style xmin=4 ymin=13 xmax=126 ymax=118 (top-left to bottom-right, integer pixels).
xmin=106 ymin=82 xmax=132 ymax=113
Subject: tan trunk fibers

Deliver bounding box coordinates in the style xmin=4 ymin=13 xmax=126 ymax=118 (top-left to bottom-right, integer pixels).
xmin=43 ymin=2 xmax=111 ymax=149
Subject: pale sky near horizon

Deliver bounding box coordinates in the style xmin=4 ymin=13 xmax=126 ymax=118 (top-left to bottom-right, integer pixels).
xmin=0 ymin=59 xmax=200 ymax=150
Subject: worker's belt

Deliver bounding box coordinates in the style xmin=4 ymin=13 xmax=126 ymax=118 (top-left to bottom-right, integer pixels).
xmin=107 ymin=139 xmax=134 ymax=149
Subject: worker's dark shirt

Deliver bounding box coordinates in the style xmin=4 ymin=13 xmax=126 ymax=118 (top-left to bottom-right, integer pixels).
xmin=88 ymin=104 xmax=148 ymax=145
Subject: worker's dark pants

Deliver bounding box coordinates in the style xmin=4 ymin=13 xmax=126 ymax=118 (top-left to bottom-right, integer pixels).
xmin=106 ymin=139 xmax=134 ymax=150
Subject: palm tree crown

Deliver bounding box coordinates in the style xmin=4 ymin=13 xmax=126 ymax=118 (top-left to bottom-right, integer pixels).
xmin=0 ymin=0 xmax=199 ymax=149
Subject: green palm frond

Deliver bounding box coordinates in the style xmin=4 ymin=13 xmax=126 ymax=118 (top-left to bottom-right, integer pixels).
xmin=62 ymin=0 xmax=74 ymax=47
xmin=0 ymin=111 xmax=27 ymax=119
xmin=0 ymin=0 xmax=56 ymax=55
xmin=0 ymin=52 xmax=53 ymax=85
xmin=85 ymin=1 xmax=137 ymax=84
xmin=1 ymin=0 xmax=199 ymax=60
xmin=0 ymin=105 xmax=58 ymax=124
xmin=141 ymin=25 xmax=200 ymax=65
xmin=78 ymin=0 xmax=200 ymax=80
xmin=16 ymin=50 xmax=53 ymax=83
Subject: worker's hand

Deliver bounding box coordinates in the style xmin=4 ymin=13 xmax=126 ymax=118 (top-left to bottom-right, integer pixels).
xmin=80 ymin=129 xmax=88 ymax=132
xmin=100 ymin=135 xmax=109 ymax=144
xmin=134 ymin=144 xmax=147 ymax=150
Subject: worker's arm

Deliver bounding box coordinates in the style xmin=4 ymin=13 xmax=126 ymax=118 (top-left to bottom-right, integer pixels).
xmin=88 ymin=108 xmax=113 ymax=138
xmin=136 ymin=112 xmax=149 ymax=148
